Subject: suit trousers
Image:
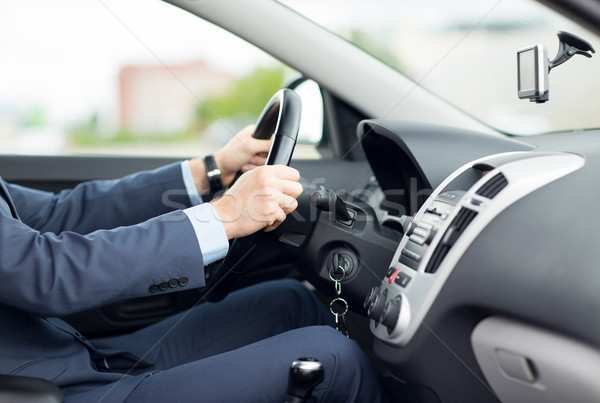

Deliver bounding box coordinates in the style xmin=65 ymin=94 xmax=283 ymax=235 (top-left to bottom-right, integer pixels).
xmin=64 ymin=279 xmax=389 ymax=402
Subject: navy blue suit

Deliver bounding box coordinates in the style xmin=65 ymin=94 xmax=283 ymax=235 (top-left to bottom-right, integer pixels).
xmin=0 ymin=163 xmax=388 ymax=402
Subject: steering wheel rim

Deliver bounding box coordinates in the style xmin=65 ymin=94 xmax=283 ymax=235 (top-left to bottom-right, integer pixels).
xmin=203 ymin=89 xmax=302 ymax=302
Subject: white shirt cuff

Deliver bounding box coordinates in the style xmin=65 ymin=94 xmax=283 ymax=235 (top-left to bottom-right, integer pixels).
xmin=181 ymin=160 xmax=203 ymax=206
xmin=184 ymin=203 xmax=229 ymax=265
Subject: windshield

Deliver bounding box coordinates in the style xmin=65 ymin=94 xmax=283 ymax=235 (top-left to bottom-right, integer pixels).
xmin=279 ymin=0 xmax=600 ymax=135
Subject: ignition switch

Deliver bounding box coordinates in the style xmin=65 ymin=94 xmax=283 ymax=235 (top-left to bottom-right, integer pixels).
xmin=327 ymin=249 xmax=357 ymax=279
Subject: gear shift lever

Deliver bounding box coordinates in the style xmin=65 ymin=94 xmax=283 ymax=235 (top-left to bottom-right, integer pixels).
xmin=286 ymin=357 xmax=325 ymax=403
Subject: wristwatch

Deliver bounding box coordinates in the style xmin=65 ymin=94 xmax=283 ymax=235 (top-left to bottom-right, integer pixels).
xmin=203 ymin=154 xmax=223 ymax=194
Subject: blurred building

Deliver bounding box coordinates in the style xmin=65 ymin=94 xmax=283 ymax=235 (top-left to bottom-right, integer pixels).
xmin=119 ymin=60 xmax=231 ymax=134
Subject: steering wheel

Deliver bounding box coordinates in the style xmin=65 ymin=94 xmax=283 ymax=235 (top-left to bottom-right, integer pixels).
xmin=203 ymin=89 xmax=302 ymax=302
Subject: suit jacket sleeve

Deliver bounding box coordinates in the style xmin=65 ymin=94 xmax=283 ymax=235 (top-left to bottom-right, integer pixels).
xmin=5 ymin=162 xmax=191 ymax=234
xmin=0 ymin=163 xmax=207 ymax=316
xmin=0 ymin=209 xmax=205 ymax=317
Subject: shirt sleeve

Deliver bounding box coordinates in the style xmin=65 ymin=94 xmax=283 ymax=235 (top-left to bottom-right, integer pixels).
xmin=181 ymin=161 xmax=228 ymax=264
xmin=183 ymin=201 xmax=229 ymax=265
xmin=181 ymin=160 xmax=203 ymax=206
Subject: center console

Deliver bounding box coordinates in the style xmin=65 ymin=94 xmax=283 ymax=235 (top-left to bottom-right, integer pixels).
xmin=365 ymin=151 xmax=584 ymax=346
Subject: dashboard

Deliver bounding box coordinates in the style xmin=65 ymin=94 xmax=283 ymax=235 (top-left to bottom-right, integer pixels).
xmin=366 ymin=151 xmax=584 ymax=346
xmin=274 ymin=118 xmax=600 ymax=402
xmin=353 ymin=120 xmax=600 ymax=402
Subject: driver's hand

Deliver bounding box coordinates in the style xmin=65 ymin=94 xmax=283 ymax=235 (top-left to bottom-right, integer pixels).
xmin=188 ymin=125 xmax=272 ymax=195
xmin=210 ymin=165 xmax=302 ymax=239
xmin=214 ymin=125 xmax=272 ymax=187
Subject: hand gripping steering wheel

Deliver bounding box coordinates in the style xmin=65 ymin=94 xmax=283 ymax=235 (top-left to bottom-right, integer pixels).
xmin=203 ymin=89 xmax=302 ymax=302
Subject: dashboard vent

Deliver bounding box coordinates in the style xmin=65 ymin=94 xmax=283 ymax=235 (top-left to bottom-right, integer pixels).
xmin=476 ymin=173 xmax=508 ymax=199
xmin=425 ymin=208 xmax=478 ymax=273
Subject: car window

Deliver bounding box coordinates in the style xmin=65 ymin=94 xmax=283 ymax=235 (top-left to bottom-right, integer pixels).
xmin=0 ymin=0 xmax=322 ymax=158
xmin=279 ymin=0 xmax=600 ymax=136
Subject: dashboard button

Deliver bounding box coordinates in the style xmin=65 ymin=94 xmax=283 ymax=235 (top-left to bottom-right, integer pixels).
xmin=471 ymin=198 xmax=483 ymax=206
xmin=394 ymin=272 xmax=412 ymax=288
xmin=439 ymin=192 xmax=457 ymax=200
xmin=413 ymin=226 xmax=437 ymax=244
xmin=409 ymin=234 xmax=426 ymax=245
xmin=386 ymin=267 xmax=396 ymax=278
xmin=416 ymin=222 xmax=433 ymax=231
xmin=401 ymin=248 xmax=422 ymax=262
xmin=412 ymin=227 xmax=429 ymax=238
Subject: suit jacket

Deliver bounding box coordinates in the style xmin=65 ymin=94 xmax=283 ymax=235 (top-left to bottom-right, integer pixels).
xmin=0 ymin=163 xmax=206 ymax=400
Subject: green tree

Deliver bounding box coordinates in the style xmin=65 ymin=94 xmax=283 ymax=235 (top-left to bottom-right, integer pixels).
xmin=196 ymin=66 xmax=285 ymax=127
xmin=23 ymin=105 xmax=47 ymax=128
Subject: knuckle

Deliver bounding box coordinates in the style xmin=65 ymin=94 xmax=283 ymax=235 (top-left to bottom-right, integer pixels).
xmin=264 ymin=204 xmax=278 ymax=217
xmin=256 ymin=166 xmax=272 ymax=182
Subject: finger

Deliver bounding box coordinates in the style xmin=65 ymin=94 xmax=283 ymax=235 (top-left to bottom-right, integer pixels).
xmin=281 ymin=180 xmax=303 ymax=198
xmin=280 ymin=194 xmax=299 ymax=215
xmin=242 ymin=164 xmax=260 ymax=172
xmin=250 ymin=155 xmax=268 ymax=166
xmin=247 ymin=133 xmax=274 ymax=154
xmin=265 ymin=208 xmax=287 ymax=232
xmin=269 ymin=165 xmax=300 ymax=181
xmin=241 ymin=124 xmax=256 ymax=137
xmin=229 ymin=125 xmax=258 ymax=153
xmin=231 ymin=125 xmax=255 ymax=147
xmin=264 ymin=221 xmax=282 ymax=232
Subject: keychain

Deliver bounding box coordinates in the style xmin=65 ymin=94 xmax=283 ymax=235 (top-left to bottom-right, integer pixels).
xmin=329 ymin=256 xmax=349 ymax=337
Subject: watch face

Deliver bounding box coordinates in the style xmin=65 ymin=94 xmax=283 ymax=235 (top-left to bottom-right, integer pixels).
xmin=207 ymin=169 xmax=221 ymax=179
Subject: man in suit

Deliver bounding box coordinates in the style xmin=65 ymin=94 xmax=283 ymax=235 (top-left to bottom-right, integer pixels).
xmin=0 ymin=125 xmax=389 ymax=402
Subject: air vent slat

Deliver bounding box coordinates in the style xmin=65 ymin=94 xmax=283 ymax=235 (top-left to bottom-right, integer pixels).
xmin=425 ymin=208 xmax=478 ymax=273
xmin=476 ymin=173 xmax=508 ymax=199
xmin=427 ymin=244 xmax=450 ymax=274
xmin=454 ymin=209 xmax=477 ymax=233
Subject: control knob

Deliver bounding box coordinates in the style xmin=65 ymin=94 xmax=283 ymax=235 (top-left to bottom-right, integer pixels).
xmin=363 ymin=286 xmax=380 ymax=311
xmin=380 ymin=297 xmax=401 ymax=332
xmin=366 ymin=288 xmax=387 ymax=320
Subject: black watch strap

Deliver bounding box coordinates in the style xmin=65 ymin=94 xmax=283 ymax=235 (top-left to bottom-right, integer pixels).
xmin=204 ymin=155 xmax=223 ymax=193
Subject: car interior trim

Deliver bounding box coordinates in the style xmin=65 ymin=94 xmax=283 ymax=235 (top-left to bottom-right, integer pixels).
xmin=472 ymin=316 xmax=600 ymax=403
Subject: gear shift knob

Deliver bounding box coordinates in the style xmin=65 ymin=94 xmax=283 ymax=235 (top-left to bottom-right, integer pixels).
xmin=286 ymin=357 xmax=325 ymax=403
